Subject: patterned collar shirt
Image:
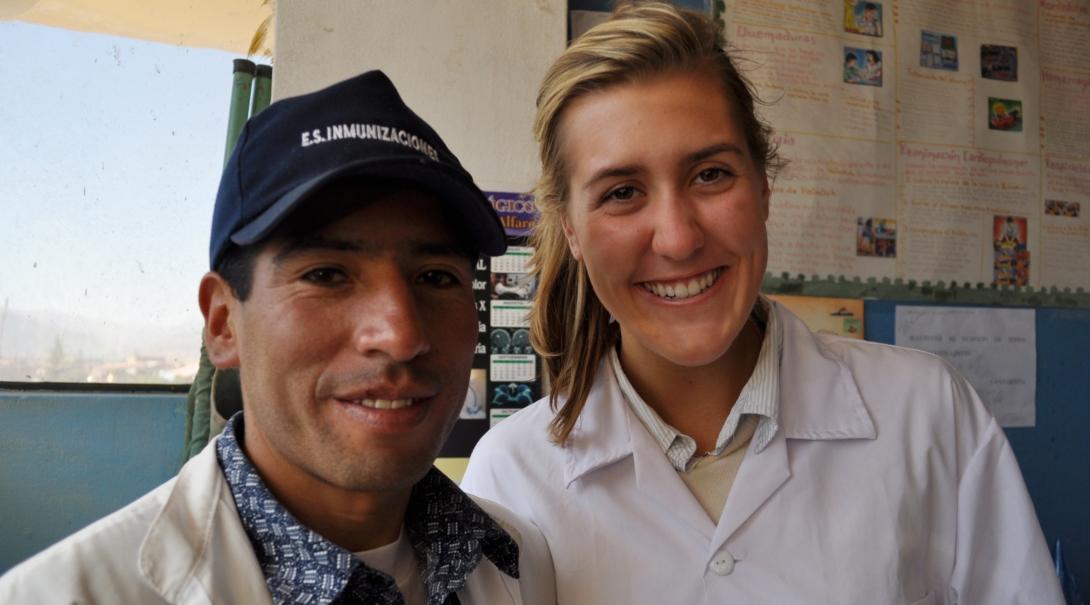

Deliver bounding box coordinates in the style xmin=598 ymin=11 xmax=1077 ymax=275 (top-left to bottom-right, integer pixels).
xmin=216 ymin=415 xmax=520 ymax=605
xmin=611 ymin=295 xmax=784 ymax=473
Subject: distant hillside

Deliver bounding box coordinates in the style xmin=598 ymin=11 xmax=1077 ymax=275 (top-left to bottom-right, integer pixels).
xmin=0 ymin=307 xmax=201 ymax=363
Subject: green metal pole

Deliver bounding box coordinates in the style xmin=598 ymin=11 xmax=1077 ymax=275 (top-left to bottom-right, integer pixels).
xmin=251 ymin=64 xmax=273 ymax=117
xmin=224 ymin=58 xmax=256 ymax=166
xmin=185 ymin=58 xmax=258 ymax=462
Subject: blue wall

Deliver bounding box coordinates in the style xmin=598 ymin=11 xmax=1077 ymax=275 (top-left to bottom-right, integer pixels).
xmin=0 ymin=390 xmax=185 ymax=573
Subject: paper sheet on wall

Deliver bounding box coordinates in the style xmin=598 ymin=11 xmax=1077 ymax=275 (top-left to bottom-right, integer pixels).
xmin=895 ymin=305 xmax=1036 ymax=427
xmin=721 ymin=0 xmax=1090 ymax=289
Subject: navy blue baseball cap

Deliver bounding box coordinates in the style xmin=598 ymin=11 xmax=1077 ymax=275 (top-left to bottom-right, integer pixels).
xmin=209 ymin=70 xmax=507 ymax=269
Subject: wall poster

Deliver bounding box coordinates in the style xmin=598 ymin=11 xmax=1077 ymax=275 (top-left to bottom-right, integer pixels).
xmin=442 ymin=192 xmax=543 ymax=457
xmin=721 ymin=0 xmax=1090 ymax=290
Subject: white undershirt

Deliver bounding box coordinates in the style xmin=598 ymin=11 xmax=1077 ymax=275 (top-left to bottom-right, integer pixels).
xmin=354 ymin=528 xmax=426 ymax=605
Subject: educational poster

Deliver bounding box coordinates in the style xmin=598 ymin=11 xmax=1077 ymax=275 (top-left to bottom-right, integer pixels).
xmin=723 ymin=0 xmax=1090 ymax=289
xmin=894 ymin=305 xmax=1037 ymax=427
xmin=483 ymin=194 xmax=543 ymax=421
xmin=445 ymin=192 xmax=543 ymax=455
xmin=767 ymin=294 xmax=865 ymax=338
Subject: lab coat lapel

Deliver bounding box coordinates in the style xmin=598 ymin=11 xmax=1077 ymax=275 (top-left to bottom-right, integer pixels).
xmin=776 ymin=303 xmax=876 ymax=442
xmin=711 ymin=303 xmax=876 ymax=550
xmin=563 ymin=359 xmax=635 ymax=487
xmin=711 ymin=426 xmax=790 ymax=550
xmin=630 ymin=414 xmax=718 ymax=539
xmin=565 ymin=358 xmax=715 ymax=538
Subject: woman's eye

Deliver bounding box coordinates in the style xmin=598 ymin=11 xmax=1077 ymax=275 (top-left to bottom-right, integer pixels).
xmin=604 ymin=185 xmax=637 ymax=203
xmin=417 ymin=269 xmax=459 ymax=287
xmin=301 ymin=267 xmax=347 ymax=285
xmin=695 ymin=167 xmax=731 ymax=184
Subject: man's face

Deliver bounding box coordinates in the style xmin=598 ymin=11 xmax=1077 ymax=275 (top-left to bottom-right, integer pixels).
xmin=214 ymin=186 xmax=477 ymax=494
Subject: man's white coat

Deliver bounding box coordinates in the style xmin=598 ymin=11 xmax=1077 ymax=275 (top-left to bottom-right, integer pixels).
xmin=0 ymin=439 xmax=556 ymax=604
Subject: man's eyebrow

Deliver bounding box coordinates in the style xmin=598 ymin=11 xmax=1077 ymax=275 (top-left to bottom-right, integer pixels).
xmin=272 ymin=236 xmax=368 ymax=265
xmin=413 ymin=242 xmax=476 ymax=260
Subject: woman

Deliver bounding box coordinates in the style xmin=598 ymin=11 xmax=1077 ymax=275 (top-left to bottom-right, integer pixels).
xmin=463 ymin=3 xmax=1061 ymax=603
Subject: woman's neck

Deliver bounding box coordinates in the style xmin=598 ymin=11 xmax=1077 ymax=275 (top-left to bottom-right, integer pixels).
xmin=618 ymin=318 xmax=764 ymax=452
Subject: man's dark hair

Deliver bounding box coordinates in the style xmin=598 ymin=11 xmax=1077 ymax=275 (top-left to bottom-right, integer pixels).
xmin=217 ymin=243 xmax=262 ymax=302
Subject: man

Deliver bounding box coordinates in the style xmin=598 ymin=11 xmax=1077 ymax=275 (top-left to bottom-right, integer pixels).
xmin=0 ymin=70 xmax=555 ymax=604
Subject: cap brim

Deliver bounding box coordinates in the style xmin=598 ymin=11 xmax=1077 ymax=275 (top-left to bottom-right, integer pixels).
xmin=230 ymin=156 xmax=507 ymax=256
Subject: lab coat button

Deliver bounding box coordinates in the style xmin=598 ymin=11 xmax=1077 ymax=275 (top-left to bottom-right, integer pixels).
xmin=709 ymin=551 xmax=735 ymax=576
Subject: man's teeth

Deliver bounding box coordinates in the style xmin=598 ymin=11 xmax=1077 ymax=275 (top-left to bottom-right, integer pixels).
xmin=642 ymin=268 xmax=722 ymax=300
xmin=352 ymin=398 xmax=415 ymax=410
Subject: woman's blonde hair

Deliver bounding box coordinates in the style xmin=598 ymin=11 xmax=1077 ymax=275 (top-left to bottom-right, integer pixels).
xmin=530 ymin=1 xmax=781 ymax=444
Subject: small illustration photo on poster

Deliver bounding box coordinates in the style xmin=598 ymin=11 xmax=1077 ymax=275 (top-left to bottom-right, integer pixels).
xmin=490 ymin=381 xmax=537 ymax=408
xmin=1045 ymin=199 xmax=1080 ymax=217
xmin=920 ymin=30 xmax=958 ymax=70
xmin=843 ymin=47 xmax=882 ymax=86
xmin=856 ymin=217 xmax=896 ymax=257
xmin=460 ymin=369 xmax=487 ymax=420
xmin=491 ymin=272 xmax=536 ymax=300
xmin=988 ymin=97 xmax=1023 ymax=132
xmin=993 ymin=215 xmax=1029 ymax=286
xmin=490 ymin=328 xmax=534 ymax=355
xmin=981 ymin=44 xmax=1017 ymax=81
xmin=844 ymin=1 xmax=883 ymax=37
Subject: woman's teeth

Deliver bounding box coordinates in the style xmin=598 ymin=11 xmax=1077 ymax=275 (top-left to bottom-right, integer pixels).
xmin=641 ymin=268 xmax=723 ymax=300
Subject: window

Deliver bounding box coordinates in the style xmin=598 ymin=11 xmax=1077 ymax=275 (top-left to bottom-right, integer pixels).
xmin=0 ymin=21 xmax=254 ymax=384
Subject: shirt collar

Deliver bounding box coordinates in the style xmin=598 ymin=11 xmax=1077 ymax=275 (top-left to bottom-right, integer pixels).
xmin=565 ymin=298 xmax=875 ymax=486
xmin=216 ymin=414 xmax=519 ymax=604
xmin=610 ymin=296 xmax=783 ymax=472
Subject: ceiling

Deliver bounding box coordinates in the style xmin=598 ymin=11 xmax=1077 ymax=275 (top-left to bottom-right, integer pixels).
xmin=0 ymin=0 xmax=273 ymax=55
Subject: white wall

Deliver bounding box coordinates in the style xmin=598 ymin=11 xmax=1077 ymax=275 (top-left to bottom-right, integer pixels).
xmin=273 ymin=0 xmax=567 ymax=192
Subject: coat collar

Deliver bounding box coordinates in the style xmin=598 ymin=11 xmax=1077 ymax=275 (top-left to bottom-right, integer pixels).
xmin=141 ymin=415 xmax=519 ymax=605
xmin=773 ymin=301 xmax=876 ymax=442
xmin=138 ymin=436 xmax=269 ymax=605
xmin=562 ymin=301 xmax=875 ymax=487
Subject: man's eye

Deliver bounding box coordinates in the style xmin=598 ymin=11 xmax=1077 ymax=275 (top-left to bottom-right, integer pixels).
xmin=301 ymin=268 xmax=347 ymax=285
xmin=417 ymin=269 xmax=459 ymax=287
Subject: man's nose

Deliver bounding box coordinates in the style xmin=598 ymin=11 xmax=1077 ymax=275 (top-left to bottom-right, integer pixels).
xmin=352 ymin=272 xmax=431 ymax=362
xmin=650 ymin=191 xmax=705 ymax=261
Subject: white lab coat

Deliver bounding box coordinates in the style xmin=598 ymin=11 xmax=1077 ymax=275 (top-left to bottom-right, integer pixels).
xmin=0 ymin=437 xmax=556 ymax=605
xmin=462 ymin=302 xmax=1063 ymax=605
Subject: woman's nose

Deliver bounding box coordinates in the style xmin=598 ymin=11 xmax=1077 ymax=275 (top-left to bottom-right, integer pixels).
xmin=650 ymin=192 xmax=704 ymax=261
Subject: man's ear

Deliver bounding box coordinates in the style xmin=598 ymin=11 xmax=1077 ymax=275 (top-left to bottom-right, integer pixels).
xmin=198 ymin=272 xmax=241 ymax=369
xmin=561 ymin=213 xmax=583 ymax=261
